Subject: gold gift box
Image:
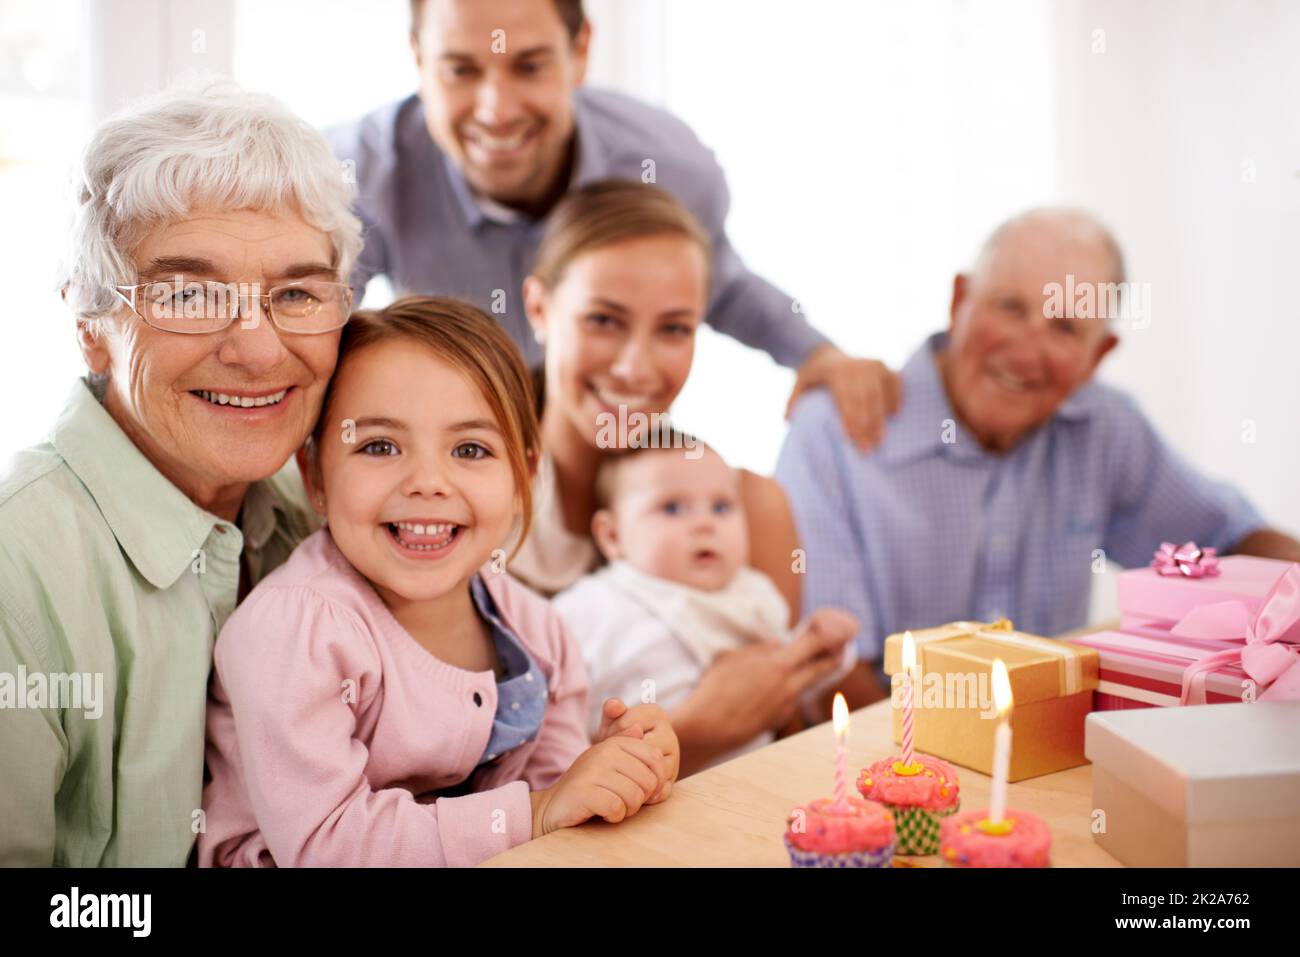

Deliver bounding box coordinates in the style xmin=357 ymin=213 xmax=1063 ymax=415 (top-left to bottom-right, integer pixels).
xmin=883 ymin=620 xmax=1100 ymax=781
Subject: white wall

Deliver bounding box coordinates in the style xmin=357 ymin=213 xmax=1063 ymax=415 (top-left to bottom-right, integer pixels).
xmin=0 ymin=0 xmax=92 ymax=460
xmin=1053 ymin=0 xmax=1300 ymax=537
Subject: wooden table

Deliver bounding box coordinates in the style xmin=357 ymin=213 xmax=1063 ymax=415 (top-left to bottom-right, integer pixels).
xmin=483 ymin=699 xmax=1121 ymax=867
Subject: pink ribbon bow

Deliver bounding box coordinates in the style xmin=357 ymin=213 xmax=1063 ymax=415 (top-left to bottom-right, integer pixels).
xmin=1151 ymin=541 xmax=1220 ymax=578
xmin=1173 ymin=563 xmax=1300 ymax=704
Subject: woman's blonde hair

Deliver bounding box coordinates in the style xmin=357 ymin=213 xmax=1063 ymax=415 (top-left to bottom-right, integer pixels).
xmin=531 ymin=178 xmax=712 ymax=291
xmin=311 ymin=296 xmax=540 ymax=557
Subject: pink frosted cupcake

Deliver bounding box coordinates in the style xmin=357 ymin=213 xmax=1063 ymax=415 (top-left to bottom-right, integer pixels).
xmin=857 ymin=755 xmax=960 ymax=856
xmin=939 ymin=808 xmax=1051 ymax=868
xmin=783 ymin=796 xmax=896 ymax=868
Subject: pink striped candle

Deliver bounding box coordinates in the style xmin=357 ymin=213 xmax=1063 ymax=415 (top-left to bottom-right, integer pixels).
xmin=901 ymin=631 xmax=916 ymax=767
xmin=831 ymin=693 xmax=850 ymax=809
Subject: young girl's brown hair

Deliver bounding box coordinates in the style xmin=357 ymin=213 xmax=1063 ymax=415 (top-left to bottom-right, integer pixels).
xmin=308 ymin=296 xmax=541 ymax=556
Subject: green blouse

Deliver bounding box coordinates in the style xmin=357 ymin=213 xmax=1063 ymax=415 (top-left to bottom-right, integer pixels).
xmin=0 ymin=379 xmax=318 ymax=865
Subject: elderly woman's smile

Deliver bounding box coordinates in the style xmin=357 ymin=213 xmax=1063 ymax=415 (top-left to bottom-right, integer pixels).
xmin=0 ymin=81 xmax=364 ymax=866
xmin=85 ymin=207 xmax=345 ymax=517
xmin=185 ymin=381 xmax=296 ymax=418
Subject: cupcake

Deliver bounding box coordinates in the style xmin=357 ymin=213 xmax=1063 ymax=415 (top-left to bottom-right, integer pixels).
xmin=857 ymin=755 xmax=960 ymax=856
xmin=783 ymin=795 xmax=896 ymax=868
xmin=939 ymin=808 xmax=1051 ymax=868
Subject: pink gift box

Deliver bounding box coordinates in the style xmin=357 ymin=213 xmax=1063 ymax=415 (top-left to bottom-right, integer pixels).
xmin=1072 ymin=629 xmax=1252 ymax=710
xmin=1117 ymin=555 xmax=1292 ymax=631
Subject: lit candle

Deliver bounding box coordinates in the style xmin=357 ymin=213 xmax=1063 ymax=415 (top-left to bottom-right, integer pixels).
xmin=832 ymin=693 xmax=850 ymax=810
xmin=988 ymin=658 xmax=1013 ymax=825
xmin=901 ymin=631 xmax=917 ymax=768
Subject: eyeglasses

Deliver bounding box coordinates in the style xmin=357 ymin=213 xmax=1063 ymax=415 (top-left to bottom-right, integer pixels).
xmin=111 ymin=278 xmax=354 ymax=335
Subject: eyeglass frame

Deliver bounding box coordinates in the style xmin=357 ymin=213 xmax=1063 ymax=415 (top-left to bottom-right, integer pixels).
xmin=110 ymin=277 xmax=355 ymax=335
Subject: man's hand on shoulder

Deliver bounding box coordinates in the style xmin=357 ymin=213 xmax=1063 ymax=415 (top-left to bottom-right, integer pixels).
xmin=785 ymin=345 xmax=901 ymax=452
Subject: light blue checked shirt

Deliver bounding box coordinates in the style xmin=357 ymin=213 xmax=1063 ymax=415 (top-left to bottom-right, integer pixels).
xmin=468 ymin=574 xmax=547 ymax=768
xmin=774 ymin=332 xmax=1265 ymax=659
xmin=328 ymin=89 xmax=828 ymax=369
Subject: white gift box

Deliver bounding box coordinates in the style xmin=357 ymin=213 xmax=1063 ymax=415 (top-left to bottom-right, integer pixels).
xmin=1085 ymin=701 xmax=1300 ymax=867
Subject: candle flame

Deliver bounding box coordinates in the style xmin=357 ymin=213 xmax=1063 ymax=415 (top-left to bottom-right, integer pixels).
xmin=992 ymin=658 xmax=1013 ymax=716
xmin=832 ymin=692 xmax=849 ymax=740
xmin=902 ymin=630 xmax=916 ymax=675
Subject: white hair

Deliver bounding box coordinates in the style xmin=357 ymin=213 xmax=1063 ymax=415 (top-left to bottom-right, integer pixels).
xmin=60 ymin=78 xmax=362 ymax=327
xmin=974 ymin=206 xmax=1126 ymax=287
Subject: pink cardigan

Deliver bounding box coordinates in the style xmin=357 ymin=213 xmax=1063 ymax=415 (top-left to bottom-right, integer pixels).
xmin=198 ymin=529 xmax=591 ymax=867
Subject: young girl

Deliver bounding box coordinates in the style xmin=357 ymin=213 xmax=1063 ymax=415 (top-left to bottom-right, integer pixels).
xmin=198 ymin=297 xmax=678 ymax=867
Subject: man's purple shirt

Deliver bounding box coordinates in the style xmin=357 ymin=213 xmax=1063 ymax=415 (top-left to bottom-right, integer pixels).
xmin=328 ymin=89 xmax=829 ymax=369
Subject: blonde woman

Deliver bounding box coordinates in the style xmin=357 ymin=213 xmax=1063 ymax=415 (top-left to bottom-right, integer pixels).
xmin=513 ymin=180 xmax=877 ymax=775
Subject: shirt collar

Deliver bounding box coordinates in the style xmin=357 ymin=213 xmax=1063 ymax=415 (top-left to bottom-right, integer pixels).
xmin=876 ymin=333 xmax=968 ymax=467
xmin=469 ymin=572 xmax=531 ymax=679
xmin=436 ymin=89 xmax=609 ymax=230
xmin=568 ymin=90 xmax=613 ymax=187
xmin=469 ymin=572 xmax=510 ymax=634
xmin=239 ymin=478 xmax=283 ymax=553
xmin=1056 ymin=377 xmax=1106 ymax=421
xmin=438 ymin=149 xmax=483 ymax=229
xmin=50 ymin=378 xmax=288 ymax=589
xmin=878 ymin=332 xmax=1105 ymax=467
xmin=397 ymin=97 xmax=484 ymax=230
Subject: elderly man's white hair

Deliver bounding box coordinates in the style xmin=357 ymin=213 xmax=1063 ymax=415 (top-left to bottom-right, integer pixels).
xmin=972 ymin=207 xmax=1126 ymax=288
xmin=61 ymin=78 xmax=363 ymax=327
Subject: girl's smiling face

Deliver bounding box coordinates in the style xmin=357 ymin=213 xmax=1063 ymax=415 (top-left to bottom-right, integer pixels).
xmin=307 ymin=338 xmax=521 ymax=606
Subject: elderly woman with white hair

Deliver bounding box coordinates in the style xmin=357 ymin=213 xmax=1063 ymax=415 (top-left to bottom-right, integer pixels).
xmin=0 ymin=82 xmax=362 ymax=866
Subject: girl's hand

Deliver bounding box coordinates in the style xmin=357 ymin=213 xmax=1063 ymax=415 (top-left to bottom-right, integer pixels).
xmin=595 ymin=698 xmax=679 ymax=803
xmin=529 ymin=734 xmax=670 ymax=837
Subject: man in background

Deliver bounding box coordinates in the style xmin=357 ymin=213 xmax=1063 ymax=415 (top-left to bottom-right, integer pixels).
xmin=331 ymin=0 xmax=899 ymax=449
xmin=776 ymin=208 xmax=1300 ymax=664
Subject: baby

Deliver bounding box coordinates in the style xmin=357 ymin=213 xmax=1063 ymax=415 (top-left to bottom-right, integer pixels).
xmin=553 ymin=439 xmax=857 ymax=766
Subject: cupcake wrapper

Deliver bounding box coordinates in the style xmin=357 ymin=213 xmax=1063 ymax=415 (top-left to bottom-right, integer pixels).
xmin=783 ymin=834 xmax=895 ymax=868
xmin=888 ymin=801 xmax=961 ymax=856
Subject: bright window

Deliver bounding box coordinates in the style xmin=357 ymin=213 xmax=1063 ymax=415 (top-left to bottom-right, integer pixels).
xmin=0 ymin=0 xmax=88 ymax=460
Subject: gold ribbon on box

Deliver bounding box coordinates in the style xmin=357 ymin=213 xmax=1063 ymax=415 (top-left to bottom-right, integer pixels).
xmin=908 ymin=618 xmax=1087 ymax=696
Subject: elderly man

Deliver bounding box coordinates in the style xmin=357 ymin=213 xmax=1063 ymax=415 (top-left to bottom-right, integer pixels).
xmin=775 ymin=208 xmax=1300 ymax=666
xmin=0 ymin=83 xmax=359 ymax=865
xmin=331 ymin=0 xmax=899 ymax=450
